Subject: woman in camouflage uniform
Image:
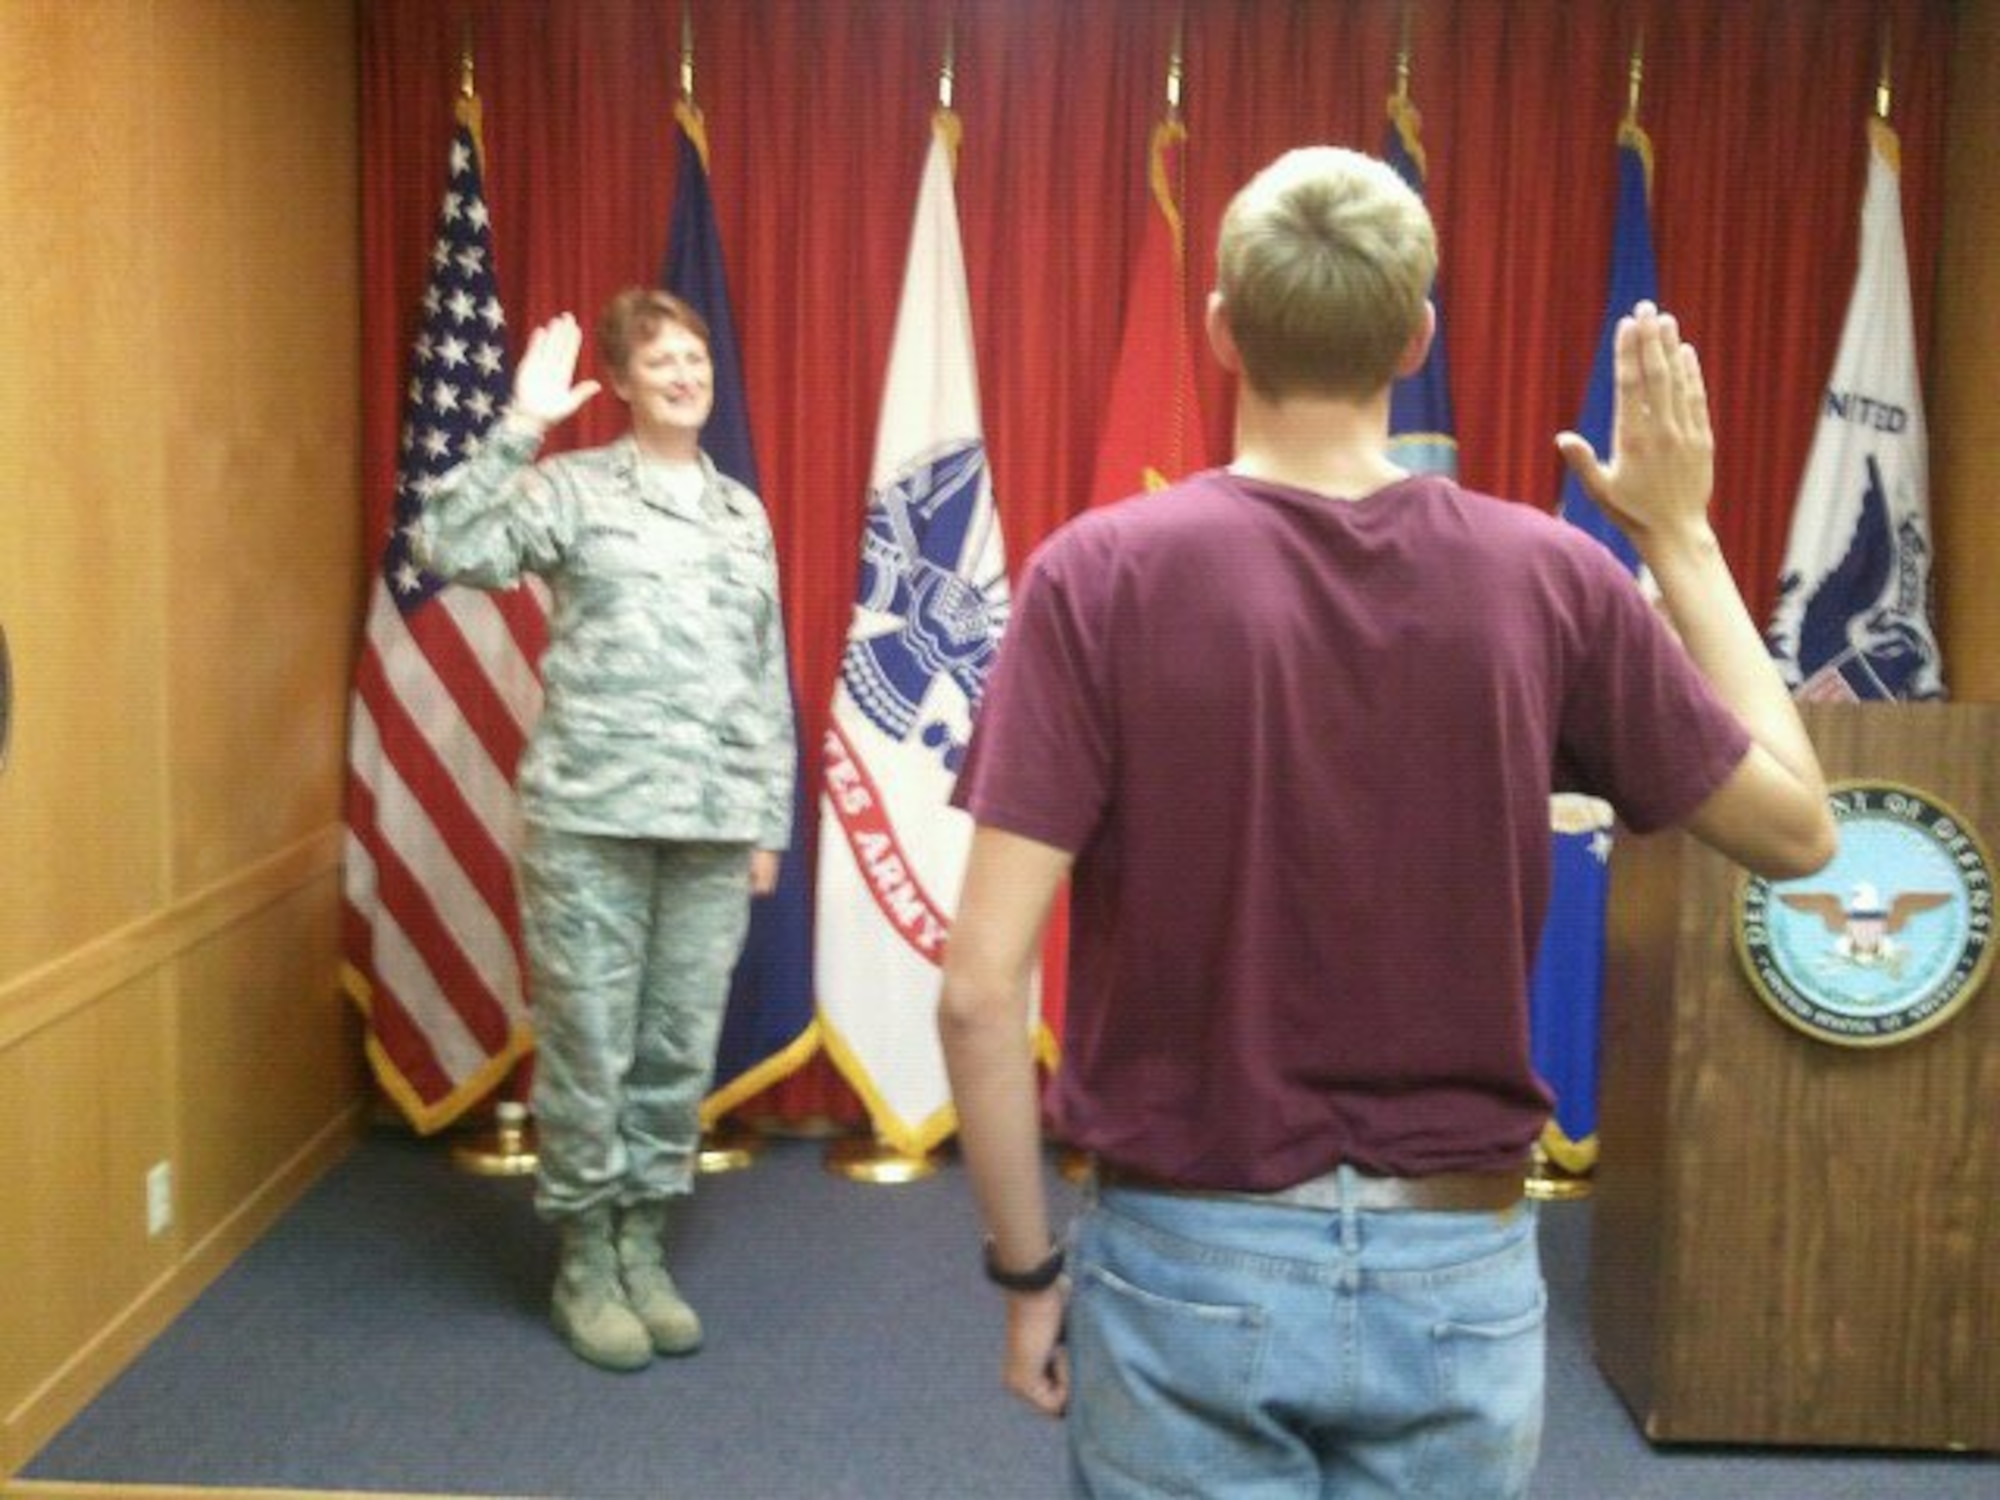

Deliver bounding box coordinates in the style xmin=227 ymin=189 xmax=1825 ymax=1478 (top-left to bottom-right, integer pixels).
xmin=417 ymin=291 xmax=793 ymax=1370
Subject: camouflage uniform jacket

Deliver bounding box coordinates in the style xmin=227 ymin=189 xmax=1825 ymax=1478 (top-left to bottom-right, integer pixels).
xmin=416 ymin=418 xmax=795 ymax=848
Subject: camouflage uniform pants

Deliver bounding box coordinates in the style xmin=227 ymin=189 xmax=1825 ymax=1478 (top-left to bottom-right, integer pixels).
xmin=518 ymin=826 xmax=753 ymax=1220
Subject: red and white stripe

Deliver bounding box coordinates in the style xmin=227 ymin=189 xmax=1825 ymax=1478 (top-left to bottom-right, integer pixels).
xmin=342 ymin=577 xmax=546 ymax=1130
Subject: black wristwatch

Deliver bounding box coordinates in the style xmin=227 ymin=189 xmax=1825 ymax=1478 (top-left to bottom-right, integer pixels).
xmin=982 ymin=1237 xmax=1065 ymax=1292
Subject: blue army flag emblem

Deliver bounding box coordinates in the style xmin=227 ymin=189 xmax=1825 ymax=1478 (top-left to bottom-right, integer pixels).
xmin=839 ymin=441 xmax=1005 ymax=764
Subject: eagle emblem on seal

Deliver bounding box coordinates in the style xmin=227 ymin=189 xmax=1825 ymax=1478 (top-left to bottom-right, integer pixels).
xmin=1778 ymin=881 xmax=1950 ymax=978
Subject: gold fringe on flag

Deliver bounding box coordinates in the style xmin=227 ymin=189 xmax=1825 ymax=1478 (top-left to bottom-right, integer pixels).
xmin=933 ymin=107 xmax=963 ymax=175
xmin=675 ymin=98 xmax=712 ymax=174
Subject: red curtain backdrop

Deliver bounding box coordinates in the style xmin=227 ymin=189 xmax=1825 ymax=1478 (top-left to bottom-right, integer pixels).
xmin=361 ymin=0 xmax=1952 ymax=1124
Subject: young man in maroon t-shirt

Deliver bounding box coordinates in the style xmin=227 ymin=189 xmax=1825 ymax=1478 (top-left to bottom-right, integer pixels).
xmin=939 ymin=147 xmax=1835 ymax=1497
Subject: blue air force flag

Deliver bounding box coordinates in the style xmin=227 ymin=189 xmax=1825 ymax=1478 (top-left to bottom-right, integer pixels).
xmin=1557 ymin=126 xmax=1657 ymax=575
xmin=662 ymin=101 xmax=821 ymax=1124
xmin=1531 ymin=122 xmax=1662 ymax=1176
xmin=1767 ymin=118 xmax=1944 ymax=703
xmin=816 ymin=112 xmax=1012 ymax=1155
xmin=1383 ymin=94 xmax=1458 ymax=479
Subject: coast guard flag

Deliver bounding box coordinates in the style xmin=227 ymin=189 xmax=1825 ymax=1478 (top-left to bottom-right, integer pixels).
xmin=1767 ymin=117 xmax=1944 ymax=702
xmin=1532 ymin=121 xmax=1662 ymax=1175
xmin=342 ymin=92 xmax=545 ymax=1132
xmin=817 ymin=112 xmax=1012 ymax=1155
xmin=1383 ymin=93 xmax=1458 ymax=478
xmin=663 ymin=100 xmax=821 ymax=1124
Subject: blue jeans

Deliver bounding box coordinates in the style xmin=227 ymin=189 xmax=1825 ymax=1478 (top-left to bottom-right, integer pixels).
xmin=1066 ymin=1175 xmax=1545 ymax=1499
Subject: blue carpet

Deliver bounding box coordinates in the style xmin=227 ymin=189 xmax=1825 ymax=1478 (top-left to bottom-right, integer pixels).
xmin=26 ymin=1133 xmax=1996 ymax=1498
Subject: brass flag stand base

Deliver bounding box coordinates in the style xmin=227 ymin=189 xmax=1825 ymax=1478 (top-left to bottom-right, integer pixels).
xmin=697 ymin=1116 xmax=768 ymax=1174
xmin=1523 ymin=1140 xmax=1594 ymax=1202
xmin=822 ymin=1134 xmax=943 ymax=1184
xmin=451 ymin=1100 xmax=539 ymax=1177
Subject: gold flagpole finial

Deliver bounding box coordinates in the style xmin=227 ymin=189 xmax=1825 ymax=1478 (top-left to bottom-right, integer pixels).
xmin=680 ymin=1 xmax=696 ymax=105
xmin=455 ymin=18 xmax=485 ymax=161
xmin=1623 ymin=25 xmax=1645 ymax=127
xmin=1875 ymin=18 xmax=1893 ymax=120
xmin=1167 ymin=7 xmax=1185 ymax=119
xmin=939 ymin=11 xmax=956 ymax=112
xmin=1395 ymin=1 xmax=1413 ymax=103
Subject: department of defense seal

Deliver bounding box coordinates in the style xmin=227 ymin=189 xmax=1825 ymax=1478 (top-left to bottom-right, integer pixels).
xmin=1736 ymin=781 xmax=1993 ymax=1047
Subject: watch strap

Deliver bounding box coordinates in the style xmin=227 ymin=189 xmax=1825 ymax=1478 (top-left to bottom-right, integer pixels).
xmin=982 ymin=1237 xmax=1065 ymax=1292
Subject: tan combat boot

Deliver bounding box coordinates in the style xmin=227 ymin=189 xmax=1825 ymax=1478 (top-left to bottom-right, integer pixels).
xmin=616 ymin=1200 xmax=704 ymax=1355
xmin=550 ymin=1205 xmax=653 ymax=1371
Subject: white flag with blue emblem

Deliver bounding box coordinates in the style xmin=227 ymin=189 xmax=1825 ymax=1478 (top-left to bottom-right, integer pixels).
xmin=817 ymin=111 xmax=1012 ymax=1155
xmin=1767 ymin=117 xmax=1944 ymax=702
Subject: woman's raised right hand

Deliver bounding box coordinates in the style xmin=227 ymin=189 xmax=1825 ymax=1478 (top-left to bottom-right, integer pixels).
xmin=509 ymin=313 xmax=602 ymax=430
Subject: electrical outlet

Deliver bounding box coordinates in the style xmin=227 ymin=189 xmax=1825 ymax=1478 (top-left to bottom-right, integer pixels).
xmin=146 ymin=1160 xmax=174 ymax=1238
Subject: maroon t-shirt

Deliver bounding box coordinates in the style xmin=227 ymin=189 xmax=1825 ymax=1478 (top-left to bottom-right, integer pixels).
xmin=954 ymin=470 xmax=1750 ymax=1189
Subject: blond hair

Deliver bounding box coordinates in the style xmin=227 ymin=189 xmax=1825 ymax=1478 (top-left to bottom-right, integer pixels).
xmin=1216 ymin=147 xmax=1436 ymax=400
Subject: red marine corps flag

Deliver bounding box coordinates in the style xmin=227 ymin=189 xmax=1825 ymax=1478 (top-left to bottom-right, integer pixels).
xmin=1043 ymin=104 xmax=1212 ymax=1062
xmin=1088 ymin=115 xmax=1210 ymax=510
xmin=816 ymin=108 xmax=1014 ymax=1155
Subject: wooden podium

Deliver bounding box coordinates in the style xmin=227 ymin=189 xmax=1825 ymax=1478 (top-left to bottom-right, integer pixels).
xmin=1592 ymin=702 xmax=1997 ymax=1451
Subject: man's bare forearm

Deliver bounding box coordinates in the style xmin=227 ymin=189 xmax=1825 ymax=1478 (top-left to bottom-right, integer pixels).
xmin=1639 ymin=523 xmax=1825 ymax=800
xmin=938 ymin=826 xmax=1074 ymax=1269
xmin=939 ymin=967 xmax=1052 ymax=1269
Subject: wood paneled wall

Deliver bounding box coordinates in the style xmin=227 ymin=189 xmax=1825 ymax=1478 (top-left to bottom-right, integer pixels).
xmin=0 ymin=0 xmax=366 ymax=1476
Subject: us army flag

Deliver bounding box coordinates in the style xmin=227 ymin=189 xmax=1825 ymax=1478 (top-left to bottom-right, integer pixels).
xmin=817 ymin=111 xmax=1012 ymax=1155
xmin=1767 ymin=117 xmax=1944 ymax=701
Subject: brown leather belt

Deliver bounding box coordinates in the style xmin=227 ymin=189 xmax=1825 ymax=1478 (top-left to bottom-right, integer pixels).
xmin=1092 ymin=1159 xmax=1525 ymax=1214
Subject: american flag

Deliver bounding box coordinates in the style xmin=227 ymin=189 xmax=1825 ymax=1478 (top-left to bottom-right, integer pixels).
xmin=342 ymin=97 xmax=546 ymax=1133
